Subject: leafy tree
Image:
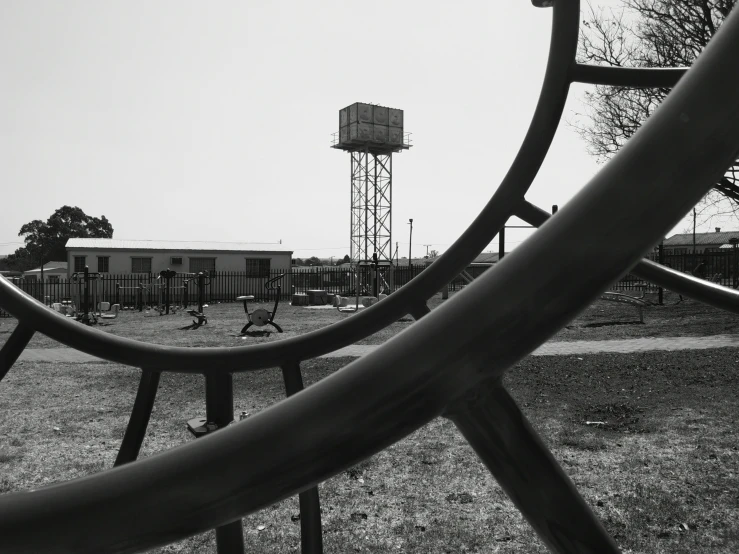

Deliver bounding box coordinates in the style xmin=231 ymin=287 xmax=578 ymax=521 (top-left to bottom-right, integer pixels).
xmin=306 ymin=256 xmax=322 ymax=266
xmin=6 ymin=206 xmax=113 ymax=272
xmin=342 ymin=254 xmax=350 ymax=264
xmin=574 ymin=0 xmax=737 ymax=228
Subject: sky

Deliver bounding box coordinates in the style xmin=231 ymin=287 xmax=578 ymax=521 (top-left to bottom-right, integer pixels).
xmin=1 ymin=0 xmax=733 ymax=260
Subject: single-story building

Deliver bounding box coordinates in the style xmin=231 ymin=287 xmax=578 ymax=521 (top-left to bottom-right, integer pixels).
xmin=22 ymin=261 xmax=69 ymax=282
xmin=663 ymin=228 xmax=739 ymax=254
xmin=65 ymin=239 xmax=293 ymax=277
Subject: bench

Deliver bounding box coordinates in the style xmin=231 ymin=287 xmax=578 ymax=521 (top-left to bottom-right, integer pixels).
xmin=599 ymin=291 xmax=650 ymax=323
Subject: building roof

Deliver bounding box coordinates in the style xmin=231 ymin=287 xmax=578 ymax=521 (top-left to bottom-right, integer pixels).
xmin=65 ymin=238 xmax=292 ymax=253
xmin=24 ymin=261 xmax=68 ymax=274
xmin=472 ymin=252 xmax=502 ymax=264
xmin=664 ymin=231 xmax=739 ymax=247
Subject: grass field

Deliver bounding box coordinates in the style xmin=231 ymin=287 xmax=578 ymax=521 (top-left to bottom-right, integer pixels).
xmin=0 ymin=291 xmax=738 ymax=553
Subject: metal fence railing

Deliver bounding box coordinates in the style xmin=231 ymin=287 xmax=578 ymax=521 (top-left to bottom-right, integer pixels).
xmin=1 ymin=265 xmax=432 ymax=308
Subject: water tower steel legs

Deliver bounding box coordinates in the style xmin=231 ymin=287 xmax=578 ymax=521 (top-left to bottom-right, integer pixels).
xmin=350 ymin=151 xmax=393 ymax=266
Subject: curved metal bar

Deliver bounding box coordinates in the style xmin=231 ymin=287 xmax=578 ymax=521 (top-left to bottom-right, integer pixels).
xmin=0 ymin=0 xmax=581 ymax=374
xmin=516 ymin=201 xmax=739 ymax=314
xmin=570 ymin=64 xmax=686 ymax=88
xmin=632 ymin=259 xmax=739 ymax=312
xmin=0 ymin=323 xmax=35 ymax=382
xmin=446 ymin=381 xmax=619 ymax=553
xmin=114 ymin=370 xmax=162 ymax=467
xmin=1 ymin=6 xmax=738 ymax=551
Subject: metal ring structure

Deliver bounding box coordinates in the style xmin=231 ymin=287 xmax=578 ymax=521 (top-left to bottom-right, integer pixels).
xmin=1 ymin=0 xmax=739 ymax=552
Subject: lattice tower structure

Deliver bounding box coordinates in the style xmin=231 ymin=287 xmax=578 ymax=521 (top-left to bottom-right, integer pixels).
xmin=332 ymin=102 xmax=411 ymax=266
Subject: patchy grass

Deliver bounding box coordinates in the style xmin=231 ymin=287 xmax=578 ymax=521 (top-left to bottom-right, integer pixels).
xmin=2 ymin=289 xmax=739 ymax=551
xmin=3 ymin=290 xmax=737 ymax=351
xmin=0 ymin=295 xmax=448 ymax=350
xmin=552 ymin=290 xmax=739 ymax=342
xmin=1 ymin=345 xmax=739 ymax=552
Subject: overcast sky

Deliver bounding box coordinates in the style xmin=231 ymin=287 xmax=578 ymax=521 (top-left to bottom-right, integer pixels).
xmin=0 ymin=0 xmax=729 ymax=260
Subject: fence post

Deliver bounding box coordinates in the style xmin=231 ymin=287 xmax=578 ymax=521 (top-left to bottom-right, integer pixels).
xmin=198 ymin=272 xmax=205 ymax=312
xmin=658 ymin=242 xmax=664 ymax=305
xmin=183 ymin=279 xmax=189 ymax=308
xmin=115 ymin=283 xmax=120 ymax=307
xmin=83 ymin=266 xmax=90 ymax=318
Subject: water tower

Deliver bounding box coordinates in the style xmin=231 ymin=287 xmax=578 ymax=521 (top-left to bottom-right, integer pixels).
xmin=332 ymin=103 xmax=411 ymax=267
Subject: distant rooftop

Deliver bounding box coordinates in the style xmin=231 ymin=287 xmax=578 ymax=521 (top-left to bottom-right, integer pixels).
xmin=24 ymin=261 xmax=68 ymax=274
xmin=664 ymin=230 xmax=739 ymax=246
xmin=65 ymin=239 xmax=292 ymax=252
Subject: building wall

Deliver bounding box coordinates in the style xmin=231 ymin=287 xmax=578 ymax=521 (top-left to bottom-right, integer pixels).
xmin=66 ymin=249 xmax=292 ymax=276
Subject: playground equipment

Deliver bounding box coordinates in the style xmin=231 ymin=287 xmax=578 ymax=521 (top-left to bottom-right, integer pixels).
xmin=237 ymin=273 xmax=285 ymax=334
xmin=599 ymin=291 xmax=651 ymax=323
xmin=116 ymin=280 xmax=145 ymax=311
xmin=186 ymin=272 xmax=210 ymax=326
xmin=335 ymin=267 xmax=362 ymax=313
xmin=1 ymin=3 xmax=739 ymax=552
xmin=70 ymin=266 xmax=100 ymax=325
xmin=99 ymin=304 xmax=120 ymax=320
xmin=153 ymin=269 xmax=182 ymax=315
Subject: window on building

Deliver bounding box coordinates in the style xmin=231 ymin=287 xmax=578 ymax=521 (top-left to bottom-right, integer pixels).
xmin=48 ymin=275 xmax=60 ymax=283
xmin=98 ymin=257 xmax=110 ymax=273
xmin=245 ymin=258 xmax=270 ymax=277
xmin=131 ymin=257 xmax=152 ymax=274
xmin=74 ymin=256 xmax=86 ymax=273
xmin=189 ymin=257 xmax=216 ymax=275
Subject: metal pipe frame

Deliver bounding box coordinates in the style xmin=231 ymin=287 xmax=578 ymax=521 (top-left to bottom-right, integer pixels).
xmin=1 ymin=0 xmax=739 ymax=552
xmin=0 ymin=323 xmax=35 ymax=382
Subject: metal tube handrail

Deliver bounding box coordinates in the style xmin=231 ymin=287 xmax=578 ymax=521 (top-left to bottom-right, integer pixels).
xmin=1 ymin=4 xmax=738 ymax=552
xmin=517 ymin=199 xmax=739 ymax=314
xmin=0 ymin=1 xmax=582 ymax=373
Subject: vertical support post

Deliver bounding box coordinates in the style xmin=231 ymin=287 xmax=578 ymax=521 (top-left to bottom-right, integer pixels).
xmin=408 ymin=219 xmax=413 ymax=264
xmin=198 ymin=272 xmax=205 ymax=312
xmin=138 ymin=281 xmax=143 ymax=312
xmin=204 ymin=372 xmax=244 ymax=554
xmin=373 ymin=154 xmax=378 ymax=264
xmin=115 ymin=283 xmax=120 ymax=307
xmin=499 ymin=226 xmax=506 ymax=260
xmin=372 ymin=253 xmax=378 ymax=297
xmin=281 ymin=362 xmax=324 ymax=554
xmin=658 ymin=242 xmax=664 ymax=305
xmin=83 ymin=266 xmax=90 ymax=318
xmin=165 ymin=272 xmax=171 ymax=315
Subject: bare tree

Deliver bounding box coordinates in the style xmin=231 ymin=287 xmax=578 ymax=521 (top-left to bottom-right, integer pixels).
xmin=573 ymin=0 xmax=738 ymax=228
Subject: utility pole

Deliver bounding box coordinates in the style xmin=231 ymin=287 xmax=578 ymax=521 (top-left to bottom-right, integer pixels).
xmin=395 ymin=242 xmax=399 ymax=266
xmin=424 ymin=244 xmax=431 ymax=258
xmin=408 ymin=219 xmax=413 ymax=265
